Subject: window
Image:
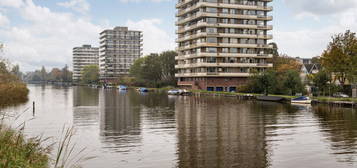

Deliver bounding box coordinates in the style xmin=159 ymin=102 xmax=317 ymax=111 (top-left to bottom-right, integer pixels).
xmin=230 ymin=48 xmax=238 ymax=53
xmin=206 ymin=7 xmax=217 ymax=13
xmin=207 ymin=37 xmax=217 ymax=43
xmin=207 ymin=18 xmax=217 ymax=24
xmin=207 ymin=28 xmax=217 ymax=33
xmin=207 ymin=47 xmax=217 ymax=53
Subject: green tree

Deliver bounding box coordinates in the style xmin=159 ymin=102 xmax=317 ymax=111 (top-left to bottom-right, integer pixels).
xmin=321 ymin=30 xmax=357 ymax=85
xmin=268 ymin=42 xmax=279 ymax=57
xmin=48 ymin=68 xmax=62 ymax=82
xmin=81 ymin=65 xmax=99 ymax=84
xmin=40 ymin=66 xmax=47 ymax=81
xmin=61 ymin=64 xmax=72 ymax=82
xmin=283 ymin=70 xmax=304 ymax=95
xmin=312 ymin=70 xmax=332 ymax=96
xmin=159 ymin=51 xmax=177 ymax=86
xmin=251 ymin=70 xmax=277 ymax=95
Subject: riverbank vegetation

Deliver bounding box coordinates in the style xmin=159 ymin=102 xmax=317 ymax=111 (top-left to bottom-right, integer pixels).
xmin=129 ymin=51 xmax=177 ymax=88
xmin=0 ymin=59 xmax=29 ymax=106
xmin=240 ymin=54 xmax=304 ymax=96
xmin=80 ymin=65 xmax=99 ymax=84
xmin=0 ymin=124 xmax=50 ymax=168
xmin=308 ymin=30 xmax=357 ymax=96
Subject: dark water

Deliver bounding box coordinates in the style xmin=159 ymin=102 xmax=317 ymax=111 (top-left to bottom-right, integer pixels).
xmin=2 ymin=84 xmax=357 ymax=168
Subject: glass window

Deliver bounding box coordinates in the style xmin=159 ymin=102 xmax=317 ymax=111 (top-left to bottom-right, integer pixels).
xmin=206 ymin=7 xmax=217 ymax=13
xmin=207 ymin=37 xmax=217 ymax=43
xmin=207 ymin=47 xmax=217 ymax=53
xmin=230 ymin=48 xmax=238 ymax=53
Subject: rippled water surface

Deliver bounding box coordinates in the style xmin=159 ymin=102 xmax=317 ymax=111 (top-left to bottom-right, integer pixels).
xmin=3 ymin=84 xmax=357 ymax=168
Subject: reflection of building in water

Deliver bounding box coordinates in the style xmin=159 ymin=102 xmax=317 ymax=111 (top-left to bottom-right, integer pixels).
xmin=72 ymin=86 xmax=99 ymax=126
xmin=175 ymin=96 xmax=269 ymax=168
xmin=99 ymin=90 xmax=141 ymax=138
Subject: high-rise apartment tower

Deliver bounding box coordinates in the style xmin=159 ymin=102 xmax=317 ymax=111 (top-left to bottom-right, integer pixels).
xmin=72 ymin=45 xmax=99 ymax=82
xmin=99 ymin=27 xmax=142 ymax=80
xmin=175 ymin=0 xmax=273 ymax=92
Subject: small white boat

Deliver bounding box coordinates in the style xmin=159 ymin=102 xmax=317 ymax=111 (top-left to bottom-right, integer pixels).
xmin=117 ymin=85 xmax=128 ymax=90
xmin=291 ymin=96 xmax=312 ymax=104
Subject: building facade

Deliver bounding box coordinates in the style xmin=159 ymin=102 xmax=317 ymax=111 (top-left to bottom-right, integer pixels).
xmin=99 ymin=27 xmax=142 ymax=80
xmin=175 ymin=0 xmax=273 ymax=92
xmin=72 ymin=45 xmax=99 ymax=82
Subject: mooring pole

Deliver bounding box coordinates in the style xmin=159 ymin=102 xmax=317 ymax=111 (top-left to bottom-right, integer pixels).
xmin=33 ymin=101 xmax=35 ymax=116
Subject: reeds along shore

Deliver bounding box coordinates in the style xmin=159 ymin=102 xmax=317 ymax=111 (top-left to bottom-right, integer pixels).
xmin=0 ymin=82 xmax=29 ymax=107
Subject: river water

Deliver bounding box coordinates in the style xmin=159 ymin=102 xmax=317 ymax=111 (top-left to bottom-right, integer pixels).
xmin=2 ymin=84 xmax=357 ymax=168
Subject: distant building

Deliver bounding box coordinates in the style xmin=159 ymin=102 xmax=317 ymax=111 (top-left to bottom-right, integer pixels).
xmin=72 ymin=45 xmax=99 ymax=82
xmin=300 ymin=63 xmax=321 ymax=84
xmin=296 ymin=57 xmax=312 ymax=64
xmin=175 ymin=0 xmax=274 ymax=92
xmin=99 ymin=27 xmax=143 ymax=81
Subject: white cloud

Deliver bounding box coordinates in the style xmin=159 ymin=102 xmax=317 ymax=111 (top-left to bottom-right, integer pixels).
xmin=119 ymin=0 xmax=171 ymax=3
xmin=274 ymin=10 xmax=357 ymax=58
xmin=0 ymin=12 xmax=9 ymax=26
xmin=0 ymin=0 xmax=24 ymax=8
xmin=126 ymin=19 xmax=175 ymax=55
xmin=283 ymin=0 xmax=357 ymax=17
xmin=57 ymin=0 xmax=90 ymax=15
xmin=273 ymin=1 xmax=357 ymax=58
xmin=0 ymin=0 xmax=102 ymax=71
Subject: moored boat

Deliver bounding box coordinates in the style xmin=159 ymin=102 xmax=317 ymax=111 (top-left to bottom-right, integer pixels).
xmin=137 ymin=88 xmax=148 ymax=92
xmin=256 ymin=96 xmax=285 ymax=102
xmin=291 ymin=96 xmax=312 ymax=104
xmin=168 ymin=89 xmax=192 ymax=96
xmin=118 ymin=85 xmax=128 ymax=90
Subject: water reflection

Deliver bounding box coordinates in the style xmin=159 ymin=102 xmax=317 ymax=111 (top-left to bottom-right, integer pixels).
xmin=175 ymin=96 xmax=269 ymax=168
xmin=8 ymin=85 xmax=357 ymax=168
xmin=72 ymin=86 xmax=99 ymax=127
xmin=99 ymin=90 xmax=142 ymax=152
xmin=313 ymin=106 xmax=357 ymax=163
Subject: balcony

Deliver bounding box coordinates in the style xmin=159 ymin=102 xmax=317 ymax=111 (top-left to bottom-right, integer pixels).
xmin=176 ymin=0 xmax=273 ymax=13
xmin=175 ymin=62 xmax=273 ymax=69
xmin=177 ymin=23 xmax=273 ymax=34
xmin=175 ymin=72 xmax=251 ymax=77
xmin=176 ymin=33 xmax=273 ymax=42
xmin=176 ymin=12 xmax=273 ymax=26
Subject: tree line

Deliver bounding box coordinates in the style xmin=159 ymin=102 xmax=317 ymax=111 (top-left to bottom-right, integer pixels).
xmin=79 ymin=50 xmax=177 ymax=88
xmin=245 ymin=30 xmax=357 ymax=96
xmin=24 ymin=65 xmax=72 ymax=83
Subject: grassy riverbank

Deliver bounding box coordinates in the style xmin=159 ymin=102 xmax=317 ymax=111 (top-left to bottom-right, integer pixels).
xmin=0 ymin=82 xmax=49 ymax=168
xmin=0 ymin=124 xmax=49 ymax=168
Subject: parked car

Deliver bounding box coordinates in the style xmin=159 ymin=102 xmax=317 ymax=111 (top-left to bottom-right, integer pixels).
xmin=333 ymin=92 xmax=349 ymax=98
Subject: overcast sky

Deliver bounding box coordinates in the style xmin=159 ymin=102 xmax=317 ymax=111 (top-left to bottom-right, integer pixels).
xmin=0 ymin=0 xmax=357 ymax=71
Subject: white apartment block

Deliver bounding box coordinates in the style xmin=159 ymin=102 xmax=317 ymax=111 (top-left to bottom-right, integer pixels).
xmin=99 ymin=27 xmax=142 ymax=80
xmin=72 ymin=45 xmax=99 ymax=81
xmin=175 ymin=0 xmax=273 ymax=91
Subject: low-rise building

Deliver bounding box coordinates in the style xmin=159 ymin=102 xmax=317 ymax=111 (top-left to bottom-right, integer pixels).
xmin=72 ymin=45 xmax=99 ymax=82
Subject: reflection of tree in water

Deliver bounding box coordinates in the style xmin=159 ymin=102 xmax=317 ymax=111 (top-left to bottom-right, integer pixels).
xmin=313 ymin=105 xmax=357 ymax=163
xmin=128 ymin=91 xmax=176 ymax=124
xmin=72 ymin=86 xmax=99 ymax=126
xmin=73 ymin=86 xmax=99 ymax=107
xmin=99 ymin=90 xmax=177 ymax=153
